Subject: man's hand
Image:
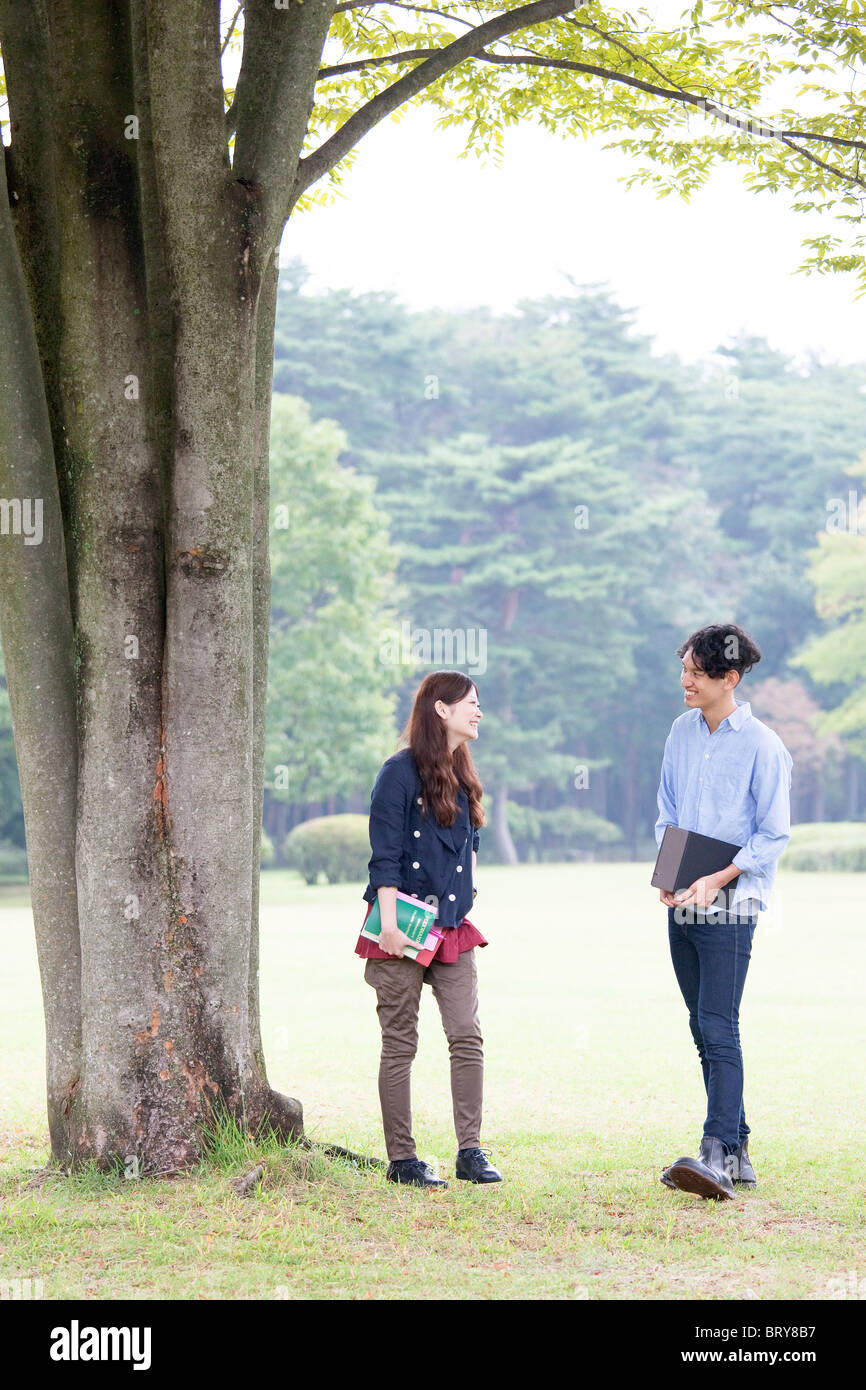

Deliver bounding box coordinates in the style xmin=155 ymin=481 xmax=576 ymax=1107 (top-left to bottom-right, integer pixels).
xmin=379 ymin=923 xmax=412 ymax=958
xmin=673 ymin=873 xmax=724 ymax=910
xmin=659 ymin=888 xmax=678 ymax=907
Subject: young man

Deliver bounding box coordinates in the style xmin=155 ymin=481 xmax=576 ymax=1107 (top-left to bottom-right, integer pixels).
xmin=654 ymin=624 xmax=793 ymax=1200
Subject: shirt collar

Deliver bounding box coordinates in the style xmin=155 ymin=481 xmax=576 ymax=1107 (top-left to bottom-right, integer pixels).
xmin=697 ymin=697 xmax=751 ymax=733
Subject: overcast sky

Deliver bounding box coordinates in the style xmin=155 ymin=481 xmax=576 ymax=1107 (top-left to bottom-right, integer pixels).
xmin=281 ymin=107 xmax=866 ymax=371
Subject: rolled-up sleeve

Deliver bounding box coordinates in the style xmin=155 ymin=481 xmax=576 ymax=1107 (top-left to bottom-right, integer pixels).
xmin=655 ymin=733 xmax=677 ymax=847
xmin=732 ymin=742 xmax=793 ymax=878
xmin=367 ymin=759 xmax=408 ymax=891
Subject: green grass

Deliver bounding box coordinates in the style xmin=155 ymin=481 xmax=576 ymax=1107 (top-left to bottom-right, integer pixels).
xmin=1 ymin=863 xmax=864 ymax=1300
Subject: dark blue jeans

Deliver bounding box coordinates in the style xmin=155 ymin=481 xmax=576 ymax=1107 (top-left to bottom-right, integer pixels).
xmin=667 ymin=905 xmax=757 ymax=1153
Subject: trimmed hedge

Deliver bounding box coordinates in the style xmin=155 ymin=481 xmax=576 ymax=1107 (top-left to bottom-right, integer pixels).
xmin=504 ymin=802 xmax=623 ymax=863
xmin=259 ymin=828 xmax=276 ymax=869
xmin=783 ymin=821 xmax=866 ymax=872
xmin=283 ymin=814 xmax=370 ymax=885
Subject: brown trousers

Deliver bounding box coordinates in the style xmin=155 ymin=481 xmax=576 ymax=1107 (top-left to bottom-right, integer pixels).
xmin=364 ymin=948 xmax=484 ymax=1161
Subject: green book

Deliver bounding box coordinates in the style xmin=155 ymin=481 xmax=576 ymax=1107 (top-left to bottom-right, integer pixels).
xmin=360 ymin=892 xmax=443 ymax=963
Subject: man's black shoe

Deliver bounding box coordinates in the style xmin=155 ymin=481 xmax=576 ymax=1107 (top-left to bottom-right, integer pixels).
xmin=455 ymin=1147 xmax=502 ymax=1183
xmin=386 ymin=1158 xmax=448 ymax=1189
xmin=660 ymin=1167 xmax=677 ymax=1189
xmin=662 ymin=1136 xmax=735 ymax=1200
xmin=732 ymin=1139 xmax=757 ymax=1187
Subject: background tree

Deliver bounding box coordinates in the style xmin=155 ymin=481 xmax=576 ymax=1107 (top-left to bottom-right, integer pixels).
xmin=749 ymin=675 xmax=845 ymax=821
xmin=264 ymin=394 xmax=400 ymax=853
xmin=274 ymin=274 xmax=866 ymax=849
xmin=673 ymin=338 xmax=866 ymax=675
xmin=792 ymin=464 xmax=866 ymax=776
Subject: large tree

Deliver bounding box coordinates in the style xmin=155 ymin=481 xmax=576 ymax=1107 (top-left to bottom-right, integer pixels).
xmin=1 ymin=0 xmax=864 ymax=1171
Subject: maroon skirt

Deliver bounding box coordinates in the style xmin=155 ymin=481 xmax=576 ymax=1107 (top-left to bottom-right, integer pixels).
xmin=355 ymin=900 xmax=487 ymax=963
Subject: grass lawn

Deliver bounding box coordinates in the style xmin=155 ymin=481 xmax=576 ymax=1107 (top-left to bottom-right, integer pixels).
xmin=0 ymin=863 xmax=864 ymax=1300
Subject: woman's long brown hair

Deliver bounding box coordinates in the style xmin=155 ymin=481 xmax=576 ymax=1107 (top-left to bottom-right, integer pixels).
xmin=400 ymin=671 xmax=486 ymax=829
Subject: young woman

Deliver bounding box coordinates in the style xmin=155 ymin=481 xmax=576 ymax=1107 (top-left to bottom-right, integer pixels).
xmin=357 ymin=670 xmax=501 ymax=1189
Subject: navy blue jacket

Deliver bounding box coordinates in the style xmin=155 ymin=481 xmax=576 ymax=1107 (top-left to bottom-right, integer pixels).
xmin=363 ymin=747 xmax=480 ymax=927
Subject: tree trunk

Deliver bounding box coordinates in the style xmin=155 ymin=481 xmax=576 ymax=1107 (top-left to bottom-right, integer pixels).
xmin=810 ymin=770 xmax=825 ymax=824
xmin=616 ymin=733 xmax=636 ymax=858
xmin=0 ymin=0 xmax=342 ymax=1170
xmin=845 ymin=758 xmax=860 ymax=820
xmin=492 ymin=787 xmax=519 ymax=865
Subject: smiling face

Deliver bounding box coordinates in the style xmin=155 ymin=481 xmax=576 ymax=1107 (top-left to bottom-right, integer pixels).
xmin=680 ymin=647 xmax=738 ymax=711
xmin=435 ymin=685 xmax=482 ymax=749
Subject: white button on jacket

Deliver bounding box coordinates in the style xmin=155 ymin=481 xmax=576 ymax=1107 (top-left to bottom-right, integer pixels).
xmin=365 ymin=747 xmax=480 ymax=927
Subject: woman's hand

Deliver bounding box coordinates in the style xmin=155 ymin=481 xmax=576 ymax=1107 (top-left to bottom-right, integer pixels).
xmin=380 ymin=923 xmax=412 ymax=958
xmin=375 ymin=887 xmax=410 ymax=956
xmin=659 ymin=888 xmax=678 ymax=907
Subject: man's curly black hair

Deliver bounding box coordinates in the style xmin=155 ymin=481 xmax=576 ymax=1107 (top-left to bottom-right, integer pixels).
xmin=677 ymin=624 xmax=762 ymax=681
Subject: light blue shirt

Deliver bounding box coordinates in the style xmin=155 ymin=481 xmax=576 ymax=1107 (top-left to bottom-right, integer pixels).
xmin=655 ymin=698 xmax=793 ymax=913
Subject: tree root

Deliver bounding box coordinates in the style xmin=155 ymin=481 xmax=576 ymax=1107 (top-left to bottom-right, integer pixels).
xmin=298 ymin=1136 xmax=386 ymax=1170
xmin=248 ymin=1084 xmax=304 ymax=1142
xmin=229 ymin=1138 xmax=386 ymax=1197
xmin=230 ymin=1164 xmax=265 ymax=1197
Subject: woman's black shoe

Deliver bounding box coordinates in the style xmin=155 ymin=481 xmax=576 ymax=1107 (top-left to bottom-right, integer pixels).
xmin=455 ymin=1147 xmax=502 ymax=1183
xmin=386 ymin=1158 xmax=448 ymax=1189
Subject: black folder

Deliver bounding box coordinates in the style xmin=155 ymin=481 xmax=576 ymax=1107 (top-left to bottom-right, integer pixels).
xmin=651 ymin=825 xmax=742 ymax=894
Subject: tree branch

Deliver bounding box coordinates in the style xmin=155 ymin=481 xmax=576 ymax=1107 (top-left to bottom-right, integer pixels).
xmin=563 ymin=16 xmax=866 ymax=156
xmin=771 ymin=130 xmax=866 ymax=192
xmin=470 ymin=51 xmax=866 ymax=177
xmin=225 ymin=95 xmax=239 ymax=140
xmin=222 ymin=2 xmax=244 ymax=56
xmin=292 ymin=0 xmax=578 ymax=205
xmin=334 ymin=0 xmax=474 ymax=23
xmin=233 ymin=0 xmax=338 ymax=259
xmin=318 ymin=46 xmax=434 ymax=78
xmin=566 ymin=15 xmax=693 ymax=103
